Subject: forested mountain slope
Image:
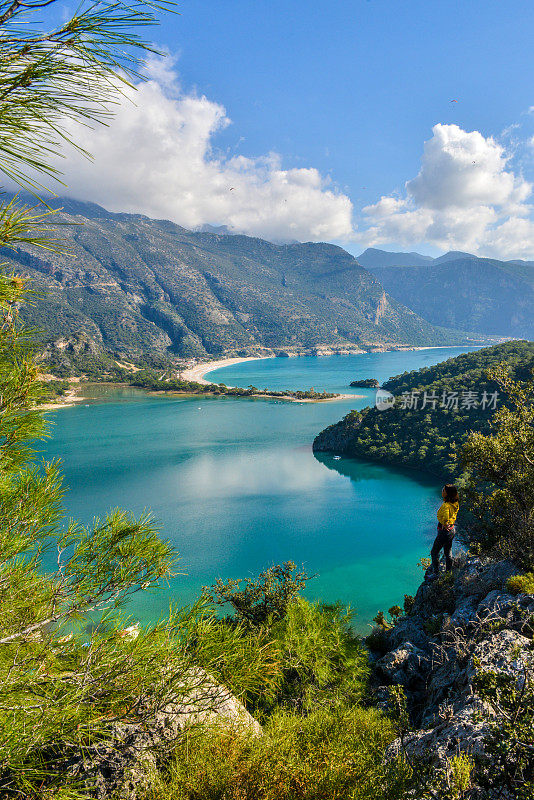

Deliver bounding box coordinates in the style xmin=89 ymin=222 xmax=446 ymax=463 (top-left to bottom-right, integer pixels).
xmin=313 ymin=340 xmax=534 ymax=478
xmin=3 ymin=199 xmax=480 ymax=364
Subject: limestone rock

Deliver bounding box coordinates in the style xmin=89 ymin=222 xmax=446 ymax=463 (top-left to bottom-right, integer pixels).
xmin=466 ymin=629 xmax=532 ymax=684
xmin=376 ymin=642 xmax=430 ymax=687
xmin=454 ymin=558 xmax=516 ymax=598
xmin=68 ymin=669 xmax=261 ymax=799
xmin=374 ymin=557 xmax=534 ymax=795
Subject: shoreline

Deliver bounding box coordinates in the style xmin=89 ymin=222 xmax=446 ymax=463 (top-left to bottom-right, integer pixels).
xmin=181 ymin=344 xmax=486 ymax=386
xmin=181 ymin=355 xmax=361 ymax=401
xmin=38 ymin=343 xmax=484 ymax=411
xmin=38 ymin=386 xmax=87 ymax=412
xmin=38 ymin=380 xmax=361 ymax=409
xmin=180 ymin=355 xmax=270 ymax=385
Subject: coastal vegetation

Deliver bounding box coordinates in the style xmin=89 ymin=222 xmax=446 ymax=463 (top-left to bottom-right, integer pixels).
xmin=0 ymin=3 xmax=401 ymax=799
xmin=349 ymin=378 xmax=380 ymax=388
xmin=1 ymin=0 xmax=533 ymax=796
xmin=127 ymin=370 xmax=338 ymax=400
xmin=460 ymin=362 xmax=534 ymax=568
xmin=314 ymin=340 xmax=534 ymax=479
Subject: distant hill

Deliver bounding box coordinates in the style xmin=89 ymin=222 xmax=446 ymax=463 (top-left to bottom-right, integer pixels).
xmin=433 ymin=250 xmax=477 ymax=264
xmin=1 ymin=198 xmax=479 ymax=371
xmin=357 ymin=248 xmax=434 ymax=268
xmin=370 ymin=256 xmax=534 ymax=338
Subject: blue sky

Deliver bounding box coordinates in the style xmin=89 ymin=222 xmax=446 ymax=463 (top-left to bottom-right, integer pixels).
xmin=171 ymin=0 xmax=534 ymax=201
xmin=51 ymin=0 xmax=534 ymax=258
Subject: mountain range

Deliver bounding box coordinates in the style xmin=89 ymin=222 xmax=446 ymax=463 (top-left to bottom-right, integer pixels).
xmin=358 ymin=248 xmax=534 ymax=338
xmin=1 ymin=199 xmax=485 ymax=371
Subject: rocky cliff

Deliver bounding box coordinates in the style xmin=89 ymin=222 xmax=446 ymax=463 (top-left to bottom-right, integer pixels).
xmin=369 ymin=555 xmax=534 ymax=797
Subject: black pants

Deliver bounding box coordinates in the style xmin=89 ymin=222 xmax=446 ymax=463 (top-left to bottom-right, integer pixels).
xmin=431 ymin=524 xmax=455 ymax=572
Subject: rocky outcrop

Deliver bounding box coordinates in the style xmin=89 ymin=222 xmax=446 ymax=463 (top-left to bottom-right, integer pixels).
xmin=67 ymin=669 xmax=261 ymax=799
xmin=369 ymin=556 xmax=534 ymax=787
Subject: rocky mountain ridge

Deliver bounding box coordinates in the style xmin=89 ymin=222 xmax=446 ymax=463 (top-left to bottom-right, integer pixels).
xmin=358 ymin=248 xmax=534 ymax=338
xmin=3 ymin=198 xmax=483 ymax=370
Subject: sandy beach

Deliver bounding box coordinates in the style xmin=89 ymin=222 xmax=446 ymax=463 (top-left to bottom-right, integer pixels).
xmin=38 ymin=387 xmax=86 ymax=411
xmin=180 ymin=355 xmax=362 ymax=402
xmin=181 ymin=355 xmax=270 ymax=385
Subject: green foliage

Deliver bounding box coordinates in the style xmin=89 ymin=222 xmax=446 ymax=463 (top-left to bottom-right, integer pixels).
xmin=461 ymin=365 xmax=534 ymax=567
xmin=2 ymin=196 xmax=474 ymax=367
xmin=268 ymin=599 xmax=370 ymax=713
xmin=349 ymin=378 xmax=380 ymax=388
xmin=372 ymin=610 xmax=391 ymax=630
xmin=506 ymin=572 xmax=534 ymax=595
xmin=314 ymin=341 xmax=534 ymax=479
xmin=425 ymin=571 xmax=455 ymax=614
xmin=0 ymin=0 xmax=280 ymax=794
xmin=444 ymin=753 xmax=475 ymax=800
xmin=205 ymin=561 xmax=311 ymax=627
xmin=472 ymin=667 xmax=534 ymax=799
xmin=423 ymin=614 xmax=443 ymax=636
xmin=403 ymin=594 xmax=415 ymax=614
xmin=147 ymin=703 xmax=403 ymax=800
xmin=129 ymin=370 xmax=338 ymax=400
xmin=0 ymin=0 xmax=173 ymax=193
xmin=38 ymin=378 xmax=70 ymax=400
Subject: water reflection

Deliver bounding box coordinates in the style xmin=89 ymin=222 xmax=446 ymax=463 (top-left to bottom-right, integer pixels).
xmin=179 ymin=447 xmax=339 ymax=498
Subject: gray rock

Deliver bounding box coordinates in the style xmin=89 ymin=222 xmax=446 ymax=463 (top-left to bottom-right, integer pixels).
xmin=455 ymin=558 xmax=516 ymax=598
xmin=466 ymin=629 xmax=532 ymax=685
xmin=377 ymin=557 xmax=534 ymax=797
xmin=376 ymin=642 xmax=430 ymax=687
xmin=476 ymin=589 xmax=516 ymax=617
xmin=386 ymin=697 xmax=491 ymax=769
xmin=385 ymin=615 xmax=431 ymax=652
xmin=446 ymin=596 xmax=480 ymax=629
xmin=68 ymin=669 xmax=261 ymax=799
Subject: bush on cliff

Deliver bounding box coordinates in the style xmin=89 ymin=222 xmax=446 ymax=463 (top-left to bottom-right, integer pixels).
xmin=460 ymin=364 xmax=534 ymax=568
xmin=147 ymin=703 xmax=404 ymax=800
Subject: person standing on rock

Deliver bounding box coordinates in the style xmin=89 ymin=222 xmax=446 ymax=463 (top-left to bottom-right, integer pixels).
xmin=428 ymin=484 xmax=459 ymax=577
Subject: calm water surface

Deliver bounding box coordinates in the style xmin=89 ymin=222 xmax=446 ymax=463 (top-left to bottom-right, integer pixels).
xmin=41 ymin=346 xmax=479 ymax=631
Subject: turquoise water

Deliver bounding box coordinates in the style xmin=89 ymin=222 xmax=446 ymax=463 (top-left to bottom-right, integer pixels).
xmin=40 ymin=346 xmax=479 ymax=632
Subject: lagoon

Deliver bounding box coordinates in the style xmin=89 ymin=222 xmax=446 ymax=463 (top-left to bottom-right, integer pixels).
xmin=41 ymin=346 xmax=479 ymax=631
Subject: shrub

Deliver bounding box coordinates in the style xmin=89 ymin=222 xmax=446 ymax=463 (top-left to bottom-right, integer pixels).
xmin=150 ymin=703 xmax=403 ymax=800
xmin=461 ymin=366 xmax=534 ymax=568
xmin=205 ymin=562 xmax=311 ymax=626
xmin=472 ymin=667 xmax=534 ymax=799
xmin=506 ymin=572 xmax=534 ymax=595
xmin=269 ymin=599 xmax=370 ymax=712
xmin=388 ymin=605 xmax=403 ymax=622
xmin=403 ymin=594 xmax=415 ymax=614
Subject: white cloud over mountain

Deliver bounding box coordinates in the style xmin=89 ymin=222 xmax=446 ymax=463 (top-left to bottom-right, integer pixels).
xmin=361 ymin=123 xmax=534 ymax=258
xmin=53 ymin=59 xmax=534 ymax=258
xmin=53 ymin=59 xmax=354 ymax=243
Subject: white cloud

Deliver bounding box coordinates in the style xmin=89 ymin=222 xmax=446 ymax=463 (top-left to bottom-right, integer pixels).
xmin=407 ymin=124 xmax=530 ymax=210
xmin=359 ymin=123 xmax=534 ymax=259
xmin=52 ymin=58 xmax=354 ymax=243
xmin=50 ymin=63 xmax=534 ymax=258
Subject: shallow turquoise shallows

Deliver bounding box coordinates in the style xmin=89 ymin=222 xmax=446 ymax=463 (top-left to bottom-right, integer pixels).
xmin=40 ymin=346 xmax=479 ymax=632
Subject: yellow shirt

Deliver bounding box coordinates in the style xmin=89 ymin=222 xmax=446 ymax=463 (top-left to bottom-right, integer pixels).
xmin=437 ymin=500 xmax=459 ymax=528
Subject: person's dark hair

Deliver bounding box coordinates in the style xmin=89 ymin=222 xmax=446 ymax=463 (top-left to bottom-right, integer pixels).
xmin=443 ymin=484 xmax=459 ymax=503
